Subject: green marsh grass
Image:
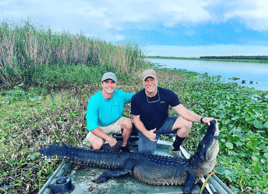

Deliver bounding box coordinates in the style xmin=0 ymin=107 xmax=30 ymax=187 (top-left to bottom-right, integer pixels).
xmin=0 ymin=18 xmax=148 ymax=87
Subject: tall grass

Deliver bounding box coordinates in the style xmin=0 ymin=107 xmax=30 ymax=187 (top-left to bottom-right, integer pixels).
xmin=0 ymin=18 xmax=148 ymax=87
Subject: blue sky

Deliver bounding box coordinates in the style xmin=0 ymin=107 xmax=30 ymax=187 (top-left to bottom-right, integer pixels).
xmin=1 ymin=0 xmax=268 ymax=57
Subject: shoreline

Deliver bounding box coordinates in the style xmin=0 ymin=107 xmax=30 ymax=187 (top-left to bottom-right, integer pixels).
xmin=146 ymin=56 xmax=268 ymax=64
xmin=149 ymin=58 xmax=268 ymax=91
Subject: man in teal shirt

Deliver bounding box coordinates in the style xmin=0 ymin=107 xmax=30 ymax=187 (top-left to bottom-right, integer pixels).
xmin=84 ymin=72 xmax=134 ymax=152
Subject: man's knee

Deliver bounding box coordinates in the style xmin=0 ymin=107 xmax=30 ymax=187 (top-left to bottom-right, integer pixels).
xmin=174 ymin=118 xmax=192 ymax=136
xmin=121 ymin=118 xmax=132 ymax=130
xmin=181 ymin=119 xmax=192 ymax=132
xmin=138 ymin=143 xmax=156 ymax=154
xmin=90 ymin=138 xmax=105 ymax=150
xmin=138 ymin=132 xmax=157 ymax=153
xmin=174 ymin=117 xmax=192 ymax=129
xmin=185 ymin=120 xmax=192 ymax=130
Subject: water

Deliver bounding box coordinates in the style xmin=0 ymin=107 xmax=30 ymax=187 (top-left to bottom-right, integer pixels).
xmin=148 ymin=59 xmax=268 ymax=91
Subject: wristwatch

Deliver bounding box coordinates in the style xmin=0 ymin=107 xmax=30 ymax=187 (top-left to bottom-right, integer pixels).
xmin=200 ymin=117 xmax=204 ymax=123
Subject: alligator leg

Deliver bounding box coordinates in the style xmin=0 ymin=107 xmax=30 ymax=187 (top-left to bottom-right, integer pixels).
xmin=183 ymin=173 xmax=197 ymax=194
xmin=92 ymin=159 xmax=135 ymax=183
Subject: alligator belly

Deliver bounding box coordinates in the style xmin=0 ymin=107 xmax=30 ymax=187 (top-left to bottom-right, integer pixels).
xmin=132 ymin=162 xmax=188 ymax=186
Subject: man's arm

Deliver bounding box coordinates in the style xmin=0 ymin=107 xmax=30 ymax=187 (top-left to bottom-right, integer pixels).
xmin=132 ymin=114 xmax=157 ymax=141
xmin=91 ymin=127 xmax=117 ymax=147
xmin=173 ymin=104 xmax=214 ymax=125
xmin=124 ymin=92 xmax=135 ymax=104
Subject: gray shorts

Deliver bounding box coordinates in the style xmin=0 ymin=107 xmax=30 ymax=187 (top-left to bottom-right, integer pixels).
xmin=138 ymin=116 xmax=178 ymax=153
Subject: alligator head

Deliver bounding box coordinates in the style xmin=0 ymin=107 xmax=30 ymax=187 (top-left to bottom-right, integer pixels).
xmin=189 ymin=119 xmax=220 ymax=175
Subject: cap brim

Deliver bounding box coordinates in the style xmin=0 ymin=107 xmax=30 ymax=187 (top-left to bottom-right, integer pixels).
xmin=102 ymin=78 xmax=117 ymax=82
xmin=143 ymin=75 xmax=156 ymax=81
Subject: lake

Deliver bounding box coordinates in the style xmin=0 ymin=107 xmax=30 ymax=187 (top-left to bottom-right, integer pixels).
xmin=148 ymin=58 xmax=268 ymax=91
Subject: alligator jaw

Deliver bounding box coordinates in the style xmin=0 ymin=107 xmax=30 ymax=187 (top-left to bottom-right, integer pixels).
xmin=197 ymin=120 xmax=219 ymax=158
xmin=205 ymin=120 xmax=219 ymax=161
xmin=189 ymin=119 xmax=219 ymax=174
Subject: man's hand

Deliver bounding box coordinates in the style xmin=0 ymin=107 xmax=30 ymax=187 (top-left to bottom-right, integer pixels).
xmin=202 ymin=117 xmax=214 ymax=126
xmin=145 ymin=128 xmax=157 ymax=141
xmin=107 ymin=136 xmax=117 ymax=147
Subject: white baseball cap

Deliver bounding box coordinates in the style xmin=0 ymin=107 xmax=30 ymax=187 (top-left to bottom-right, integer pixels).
xmin=101 ymin=72 xmax=118 ymax=82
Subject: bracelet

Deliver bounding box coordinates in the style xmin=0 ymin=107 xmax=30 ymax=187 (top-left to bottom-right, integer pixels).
xmin=200 ymin=117 xmax=204 ymax=123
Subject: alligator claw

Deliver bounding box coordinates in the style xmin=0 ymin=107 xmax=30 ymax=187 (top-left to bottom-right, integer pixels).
xmin=92 ymin=176 xmax=109 ymax=183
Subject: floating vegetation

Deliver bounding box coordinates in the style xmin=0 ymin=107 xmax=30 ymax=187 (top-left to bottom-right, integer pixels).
xmin=228 ymin=77 xmax=240 ymax=81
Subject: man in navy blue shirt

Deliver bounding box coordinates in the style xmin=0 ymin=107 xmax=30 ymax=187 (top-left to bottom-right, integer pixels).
xmin=131 ymin=69 xmax=214 ymax=155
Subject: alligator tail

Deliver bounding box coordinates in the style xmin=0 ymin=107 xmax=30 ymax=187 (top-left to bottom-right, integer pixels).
xmin=39 ymin=143 xmax=124 ymax=169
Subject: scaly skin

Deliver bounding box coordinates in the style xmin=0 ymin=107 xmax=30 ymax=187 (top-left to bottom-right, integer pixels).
xmin=39 ymin=120 xmax=219 ymax=194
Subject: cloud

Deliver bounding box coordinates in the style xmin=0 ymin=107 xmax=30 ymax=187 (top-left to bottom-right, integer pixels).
xmin=0 ymin=0 xmax=215 ymax=41
xmin=1 ymin=0 xmax=213 ymax=28
xmin=224 ymin=0 xmax=268 ymax=31
xmin=1 ymin=0 xmax=268 ymax=42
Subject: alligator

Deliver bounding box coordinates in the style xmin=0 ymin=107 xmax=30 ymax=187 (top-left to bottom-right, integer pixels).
xmin=39 ymin=119 xmax=219 ymax=194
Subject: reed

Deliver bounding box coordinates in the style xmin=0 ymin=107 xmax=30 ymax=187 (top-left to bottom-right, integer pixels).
xmin=0 ymin=18 xmax=148 ymax=87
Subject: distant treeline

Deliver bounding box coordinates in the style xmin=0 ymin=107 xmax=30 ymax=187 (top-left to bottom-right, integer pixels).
xmin=200 ymin=56 xmax=268 ymax=60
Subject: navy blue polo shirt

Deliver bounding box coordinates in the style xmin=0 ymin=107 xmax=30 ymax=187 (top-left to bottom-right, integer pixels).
xmin=131 ymin=87 xmax=180 ymax=130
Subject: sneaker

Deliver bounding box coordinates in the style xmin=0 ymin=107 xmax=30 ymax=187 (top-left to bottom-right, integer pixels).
xmin=169 ymin=147 xmax=185 ymax=159
xmin=82 ymin=139 xmax=91 ymax=146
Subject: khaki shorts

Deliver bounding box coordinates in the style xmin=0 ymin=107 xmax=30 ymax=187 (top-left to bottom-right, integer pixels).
xmin=83 ymin=117 xmax=127 ymax=145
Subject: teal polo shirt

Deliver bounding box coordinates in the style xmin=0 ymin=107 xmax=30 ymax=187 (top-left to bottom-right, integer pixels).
xmin=86 ymin=90 xmax=134 ymax=131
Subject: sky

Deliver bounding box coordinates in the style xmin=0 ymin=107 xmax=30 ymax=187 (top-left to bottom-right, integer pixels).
xmin=1 ymin=0 xmax=268 ymax=57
